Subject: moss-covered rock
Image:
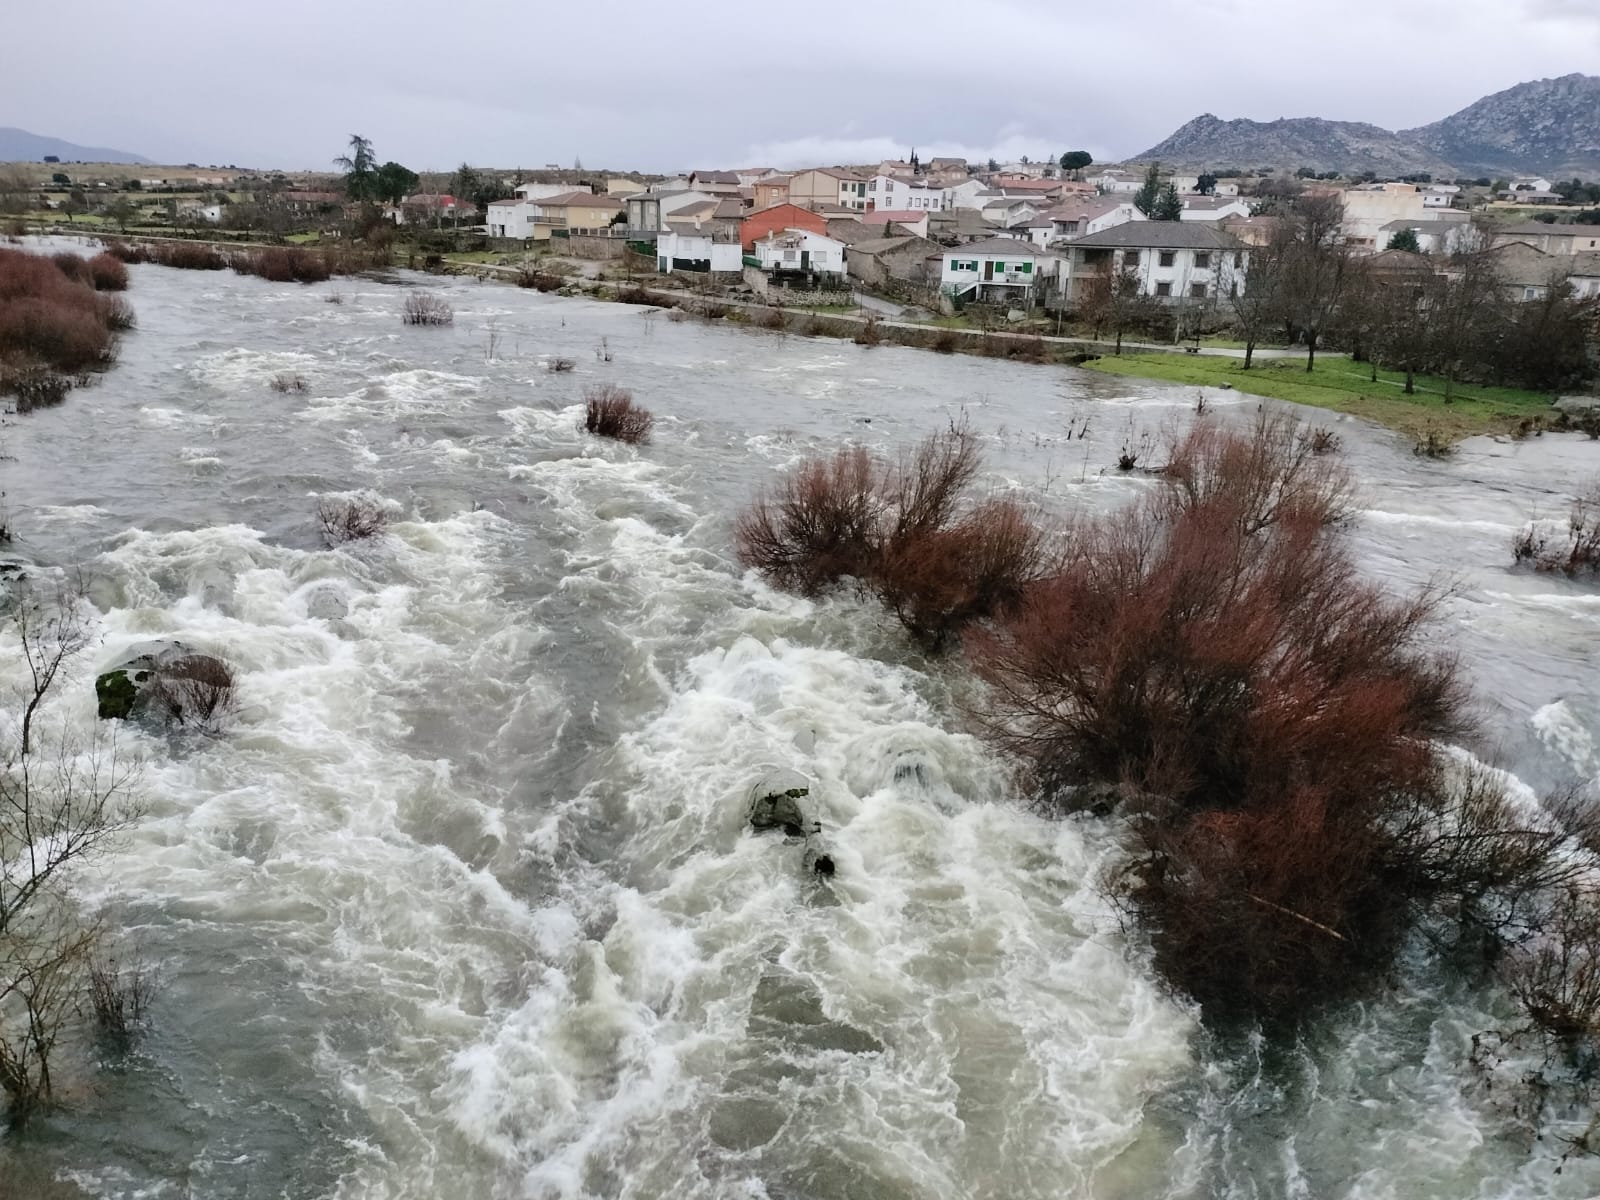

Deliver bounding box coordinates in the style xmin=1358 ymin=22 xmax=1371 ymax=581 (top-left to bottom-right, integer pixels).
xmin=95 ymin=669 xmax=139 ymax=720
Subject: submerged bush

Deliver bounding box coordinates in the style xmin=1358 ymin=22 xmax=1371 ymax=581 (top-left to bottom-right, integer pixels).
xmin=583 ymin=384 xmax=654 ymax=444
xmin=402 ymin=291 xmax=453 ymax=326
xmin=0 ymin=247 xmax=129 ymax=395
xmin=149 ymin=241 xmax=226 ymax=271
xmin=1513 ymin=482 xmax=1600 ymax=576
xmin=737 ymin=423 xmax=1046 ymax=649
xmin=317 ymin=493 xmax=391 ymax=546
xmin=231 ymin=246 xmax=332 ymax=284
xmin=961 ymin=413 xmax=1576 ymax=1024
xmin=86 ymin=252 xmax=129 ymax=291
xmin=101 ymin=239 xmax=151 ymax=265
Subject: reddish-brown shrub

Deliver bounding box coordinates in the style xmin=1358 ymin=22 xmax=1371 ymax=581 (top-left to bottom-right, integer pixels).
xmin=876 ymin=499 xmax=1046 ymax=649
xmin=0 ymin=297 xmax=117 ymax=372
xmin=51 ymin=252 xmax=91 ymax=285
xmin=737 ymin=446 xmax=881 ymax=595
xmin=0 ymin=247 xmax=129 ymax=396
xmin=94 ymin=293 xmax=136 ymax=331
xmin=853 ymin=316 xmax=883 ymax=346
xmin=1160 ymin=411 xmax=1354 ymax=533
xmin=86 ymin=252 xmax=129 ymax=291
xmin=150 ymin=241 xmax=226 ymax=270
xmin=965 ymin=413 xmax=1495 ymax=1024
xmin=231 ymin=246 xmax=333 ymax=284
xmin=101 ymin=240 xmax=151 ymax=265
xmin=583 ymin=384 xmax=654 ymax=444
xmin=737 ymin=424 xmax=1047 ymax=648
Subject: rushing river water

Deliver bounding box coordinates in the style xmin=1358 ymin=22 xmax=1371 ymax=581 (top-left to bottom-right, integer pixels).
xmin=2 ymin=240 xmax=1599 ymax=1199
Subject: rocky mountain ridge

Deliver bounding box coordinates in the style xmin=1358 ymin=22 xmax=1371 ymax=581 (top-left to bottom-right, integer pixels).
xmin=1134 ymin=75 xmax=1600 ymax=177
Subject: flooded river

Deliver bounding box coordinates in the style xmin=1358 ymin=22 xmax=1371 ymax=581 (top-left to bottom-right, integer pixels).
xmin=3 ymin=241 xmax=1598 ymax=1198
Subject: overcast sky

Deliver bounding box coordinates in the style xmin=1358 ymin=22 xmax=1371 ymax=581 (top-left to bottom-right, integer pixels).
xmin=5 ymin=0 xmax=1597 ymax=172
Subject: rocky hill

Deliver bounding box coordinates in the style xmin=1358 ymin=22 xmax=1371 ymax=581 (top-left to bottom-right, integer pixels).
xmin=0 ymin=127 xmax=150 ymax=165
xmin=1135 ymin=114 xmax=1454 ymax=177
xmin=1133 ymin=75 xmax=1600 ymax=177
xmin=1403 ymin=74 xmax=1600 ymax=176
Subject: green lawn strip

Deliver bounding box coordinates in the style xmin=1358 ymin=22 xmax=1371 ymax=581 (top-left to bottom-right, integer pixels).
xmin=1083 ymin=353 xmax=1552 ymax=439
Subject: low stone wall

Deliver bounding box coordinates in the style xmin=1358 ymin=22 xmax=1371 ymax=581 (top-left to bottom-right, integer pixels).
xmin=566 ymin=233 xmax=629 ymax=260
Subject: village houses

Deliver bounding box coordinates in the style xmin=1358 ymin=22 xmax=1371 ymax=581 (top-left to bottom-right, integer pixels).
xmin=1059 ymin=223 xmax=1248 ymax=304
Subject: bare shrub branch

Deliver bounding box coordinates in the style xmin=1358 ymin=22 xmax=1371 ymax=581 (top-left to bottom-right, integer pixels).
xmin=401 ymin=292 xmax=453 ymax=326
xmin=583 ymin=384 xmax=654 ymax=444
xmin=316 ymin=493 xmax=391 ymax=546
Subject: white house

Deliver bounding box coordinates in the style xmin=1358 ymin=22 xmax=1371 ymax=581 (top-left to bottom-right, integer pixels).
xmin=753 ymin=228 xmax=849 ymax=275
xmin=1043 ymin=199 xmax=1143 ymax=243
xmin=1422 ymin=184 xmax=1460 ymax=209
xmin=867 ymin=174 xmax=945 ymax=212
xmin=515 ymin=182 xmax=586 ymax=201
xmin=1211 ymin=181 xmax=1241 ymax=197
xmin=1511 ymin=176 xmax=1554 ymax=194
xmin=936 ymin=238 xmax=1059 ymax=300
xmin=943 ymin=180 xmax=991 ymax=210
xmin=1061 ymin=222 xmax=1248 ymax=303
xmin=981 ymin=197 xmax=1039 ymax=228
xmin=1179 ymin=196 xmax=1252 ymax=223
xmin=1093 ymin=170 xmax=1144 ymax=194
xmin=487 ymin=198 xmax=540 ymax=239
xmin=656 ymin=229 xmax=743 ymax=274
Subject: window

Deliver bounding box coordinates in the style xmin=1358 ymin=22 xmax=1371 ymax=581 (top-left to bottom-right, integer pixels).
xmin=1155 ymin=281 xmax=1171 ymax=296
xmin=1019 ymin=262 xmax=1032 ymax=274
xmin=1158 ymin=251 xmax=1175 ymax=267
xmin=991 ymin=261 xmax=1005 ymax=272
xmin=784 ymin=250 xmax=798 ymax=263
xmin=1124 ymin=251 xmax=1140 ymax=267
xmin=1190 ymin=282 xmax=1206 ymax=298
xmin=1234 ymin=252 xmax=1243 ymax=267
xmin=1194 ymin=252 xmax=1211 ymax=269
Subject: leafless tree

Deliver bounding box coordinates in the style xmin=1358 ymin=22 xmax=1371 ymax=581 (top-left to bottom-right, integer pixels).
xmin=0 ymin=582 xmax=141 ymax=1123
xmin=1431 ymin=226 xmax=1506 ymax=403
xmin=1279 ymin=192 xmax=1351 ymax=372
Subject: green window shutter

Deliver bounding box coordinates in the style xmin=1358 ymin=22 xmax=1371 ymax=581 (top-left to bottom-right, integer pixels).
xmin=1021 ymin=262 xmax=1032 ymax=274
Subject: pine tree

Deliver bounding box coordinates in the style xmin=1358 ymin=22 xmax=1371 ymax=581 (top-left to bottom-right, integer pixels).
xmin=1153 ymin=183 xmax=1184 ymax=221
xmin=1133 ymin=163 xmax=1163 ymax=216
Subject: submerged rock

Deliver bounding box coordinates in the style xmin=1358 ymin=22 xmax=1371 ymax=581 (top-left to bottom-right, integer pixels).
xmin=95 ymin=639 xmax=234 ymax=728
xmin=803 ymin=842 xmax=836 ymax=878
xmin=748 ymin=767 xmax=810 ymax=832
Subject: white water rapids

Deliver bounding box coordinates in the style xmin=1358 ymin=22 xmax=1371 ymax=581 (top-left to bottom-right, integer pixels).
xmin=2 ymin=242 xmax=1598 ymax=1198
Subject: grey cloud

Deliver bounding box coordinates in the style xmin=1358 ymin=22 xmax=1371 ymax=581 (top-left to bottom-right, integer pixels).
xmin=1 ymin=0 xmax=1592 ymax=171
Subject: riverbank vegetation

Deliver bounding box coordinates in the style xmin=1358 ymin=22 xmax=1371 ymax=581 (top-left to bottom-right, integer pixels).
xmin=1513 ymin=481 xmax=1600 ymax=576
xmin=737 ymin=413 xmax=1600 ymax=1112
xmin=583 ymin=384 xmax=654 ymax=445
xmin=737 ymin=422 xmax=1047 ymax=650
xmin=0 ymin=584 xmax=148 ymax=1125
xmin=0 ymin=247 xmax=134 ymax=411
xmin=1085 ymin=352 xmax=1554 ymax=440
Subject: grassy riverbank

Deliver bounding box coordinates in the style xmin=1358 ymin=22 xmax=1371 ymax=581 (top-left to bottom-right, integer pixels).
xmin=1084 ymin=352 xmax=1557 ymax=439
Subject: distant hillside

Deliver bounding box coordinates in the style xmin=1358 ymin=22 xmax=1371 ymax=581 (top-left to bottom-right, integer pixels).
xmin=1403 ymin=74 xmax=1600 ymax=176
xmin=0 ymin=127 xmax=151 ymax=165
xmin=1133 ymin=75 xmax=1600 ymax=177
xmin=1135 ymin=114 xmax=1453 ymax=177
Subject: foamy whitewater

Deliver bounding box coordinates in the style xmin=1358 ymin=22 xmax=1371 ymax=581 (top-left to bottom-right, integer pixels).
xmin=3 ymin=241 xmax=1599 ymax=1198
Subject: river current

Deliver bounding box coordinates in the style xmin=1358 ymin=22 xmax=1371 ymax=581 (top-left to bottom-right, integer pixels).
xmin=3 ymin=240 xmax=1599 ymax=1199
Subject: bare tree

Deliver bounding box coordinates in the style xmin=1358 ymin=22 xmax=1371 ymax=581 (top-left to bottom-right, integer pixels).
xmin=0 ymin=582 xmax=141 ymax=1124
xmin=1280 ymin=192 xmax=1351 ymax=372
xmin=1430 ymin=225 xmax=1504 ymax=403
xmin=1079 ymin=261 xmax=1154 ymax=355
xmin=1222 ymin=228 xmax=1286 ymax=368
